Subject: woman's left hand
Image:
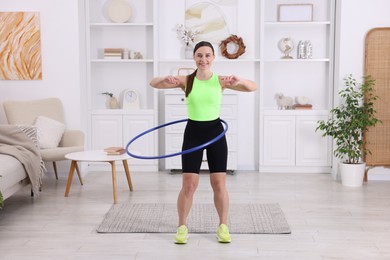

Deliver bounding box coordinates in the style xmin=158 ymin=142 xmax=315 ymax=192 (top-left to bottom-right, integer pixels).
xmin=221 ymin=75 xmax=241 ymax=87
xmin=220 ymin=75 xmax=257 ymax=92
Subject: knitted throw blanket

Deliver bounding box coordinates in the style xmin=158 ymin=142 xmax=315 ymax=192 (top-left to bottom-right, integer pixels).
xmin=0 ymin=125 xmax=45 ymax=196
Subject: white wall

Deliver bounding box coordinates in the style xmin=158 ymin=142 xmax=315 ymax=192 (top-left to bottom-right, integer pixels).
xmin=0 ymin=0 xmax=86 ymax=175
xmin=335 ymin=0 xmax=390 ymax=82
xmin=0 ymin=0 xmax=85 ymax=131
xmin=334 ymin=0 xmax=390 ymax=179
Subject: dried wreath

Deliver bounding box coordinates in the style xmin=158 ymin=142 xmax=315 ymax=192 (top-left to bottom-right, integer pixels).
xmin=219 ymin=35 xmax=246 ymax=59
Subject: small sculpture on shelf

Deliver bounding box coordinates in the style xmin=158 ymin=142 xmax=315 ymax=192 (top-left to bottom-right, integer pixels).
xmin=278 ymin=37 xmax=294 ymax=59
xmin=297 ymin=40 xmax=313 ymax=59
xmin=274 ymin=93 xmax=293 ymax=110
xmin=133 ymin=51 xmax=143 ymax=59
xmin=102 ymin=92 xmax=119 ymax=109
xmin=122 ymin=48 xmax=130 ymax=59
xmin=293 ymin=96 xmax=313 ymax=110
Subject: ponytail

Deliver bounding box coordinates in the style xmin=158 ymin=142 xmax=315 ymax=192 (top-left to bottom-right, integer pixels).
xmin=185 ymin=69 xmax=197 ymax=97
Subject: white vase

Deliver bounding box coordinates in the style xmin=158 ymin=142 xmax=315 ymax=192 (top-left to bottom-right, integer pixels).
xmin=339 ymin=162 xmax=366 ymax=187
xmin=183 ymin=45 xmax=193 ymax=59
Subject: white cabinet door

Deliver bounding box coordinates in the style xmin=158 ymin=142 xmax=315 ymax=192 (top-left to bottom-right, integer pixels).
xmin=91 ymin=115 xmax=123 ymax=150
xmin=164 ymin=91 xmax=186 ymax=169
xmin=296 ymin=116 xmax=330 ymax=166
xmin=123 ymin=114 xmax=155 ymax=166
xmin=263 ymin=116 xmax=295 ymax=166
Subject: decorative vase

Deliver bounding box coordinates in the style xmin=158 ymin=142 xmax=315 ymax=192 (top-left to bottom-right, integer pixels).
xmin=184 ymin=45 xmax=193 ymax=59
xmin=109 ymin=97 xmax=119 ymax=109
xmin=339 ymin=162 xmax=366 ymax=187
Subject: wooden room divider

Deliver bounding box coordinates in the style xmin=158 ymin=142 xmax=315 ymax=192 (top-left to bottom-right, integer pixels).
xmin=364 ymin=27 xmax=390 ymax=181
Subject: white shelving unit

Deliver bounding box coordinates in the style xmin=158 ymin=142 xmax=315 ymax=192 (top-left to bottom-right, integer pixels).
xmin=259 ymin=0 xmax=335 ymax=173
xmin=85 ymin=0 xmax=158 ymax=171
xmin=83 ymin=0 xmax=335 ymax=173
xmin=156 ymin=0 xmax=259 ymax=171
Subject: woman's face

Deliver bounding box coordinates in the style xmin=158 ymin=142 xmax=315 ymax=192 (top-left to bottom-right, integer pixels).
xmin=193 ymin=46 xmax=215 ymax=71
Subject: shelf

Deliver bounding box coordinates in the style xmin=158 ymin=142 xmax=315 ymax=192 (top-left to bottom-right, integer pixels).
xmin=91 ymin=59 xmax=154 ymax=63
xmin=158 ymin=59 xmax=260 ymax=63
xmin=264 ymin=59 xmax=330 ymax=62
xmin=264 ymin=21 xmax=331 ymax=26
xmin=261 ymin=109 xmax=329 ymax=116
xmin=90 ymin=22 xmax=153 ymax=27
xmin=86 ymin=0 xmax=157 ymax=171
xmin=90 ymin=109 xmax=155 ymax=115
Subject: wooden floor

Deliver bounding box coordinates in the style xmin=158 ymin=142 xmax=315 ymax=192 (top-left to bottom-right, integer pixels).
xmin=1 ymin=170 xmax=390 ymax=260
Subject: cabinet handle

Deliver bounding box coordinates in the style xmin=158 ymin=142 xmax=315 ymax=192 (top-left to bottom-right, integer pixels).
xmin=181 ymin=98 xmax=185 ymax=102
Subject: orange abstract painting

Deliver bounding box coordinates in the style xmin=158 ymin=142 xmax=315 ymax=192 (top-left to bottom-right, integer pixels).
xmin=0 ymin=12 xmax=42 ymax=80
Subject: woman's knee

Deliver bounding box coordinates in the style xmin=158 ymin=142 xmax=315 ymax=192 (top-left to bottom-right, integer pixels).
xmin=182 ymin=174 xmax=199 ymax=195
xmin=210 ymin=173 xmax=226 ymax=192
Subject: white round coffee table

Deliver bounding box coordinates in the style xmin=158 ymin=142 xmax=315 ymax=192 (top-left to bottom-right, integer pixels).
xmin=64 ymin=150 xmax=134 ymax=204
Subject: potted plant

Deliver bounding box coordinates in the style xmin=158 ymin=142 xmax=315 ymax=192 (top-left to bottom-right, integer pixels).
xmin=0 ymin=191 xmax=3 ymax=209
xmin=102 ymin=92 xmax=118 ymax=109
xmin=175 ymin=24 xmax=200 ymax=59
xmin=316 ymin=74 xmax=381 ymax=187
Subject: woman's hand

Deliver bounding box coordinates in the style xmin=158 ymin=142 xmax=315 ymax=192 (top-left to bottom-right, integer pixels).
xmin=164 ymin=76 xmax=181 ymax=85
xmin=220 ymin=75 xmax=257 ymax=92
xmin=150 ymin=75 xmax=183 ymax=89
xmin=221 ymin=75 xmax=241 ymax=87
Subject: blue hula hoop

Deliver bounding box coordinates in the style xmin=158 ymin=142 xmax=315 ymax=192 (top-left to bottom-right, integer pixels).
xmin=126 ymin=119 xmax=228 ymax=160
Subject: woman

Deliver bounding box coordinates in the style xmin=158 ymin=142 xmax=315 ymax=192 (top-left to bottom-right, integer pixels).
xmin=150 ymin=41 xmax=257 ymax=244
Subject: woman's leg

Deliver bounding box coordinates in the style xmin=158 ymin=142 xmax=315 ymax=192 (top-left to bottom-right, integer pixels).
xmin=210 ymin=172 xmax=229 ymax=225
xmin=177 ymin=173 xmax=199 ymax=226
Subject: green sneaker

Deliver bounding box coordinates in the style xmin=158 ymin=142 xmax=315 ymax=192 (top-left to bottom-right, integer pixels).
xmin=174 ymin=225 xmax=188 ymax=244
xmin=217 ymin=224 xmax=231 ymax=243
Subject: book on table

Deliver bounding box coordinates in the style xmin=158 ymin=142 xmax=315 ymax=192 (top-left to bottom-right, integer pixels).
xmin=104 ymin=147 xmax=126 ymax=155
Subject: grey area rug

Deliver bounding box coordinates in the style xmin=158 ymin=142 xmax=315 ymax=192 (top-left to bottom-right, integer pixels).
xmin=97 ymin=203 xmax=291 ymax=234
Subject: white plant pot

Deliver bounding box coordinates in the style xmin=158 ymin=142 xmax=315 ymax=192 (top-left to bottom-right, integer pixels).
xmin=339 ymin=162 xmax=366 ymax=187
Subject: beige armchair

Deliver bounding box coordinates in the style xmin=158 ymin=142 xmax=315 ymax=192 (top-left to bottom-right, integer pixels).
xmin=3 ymin=98 xmax=84 ymax=183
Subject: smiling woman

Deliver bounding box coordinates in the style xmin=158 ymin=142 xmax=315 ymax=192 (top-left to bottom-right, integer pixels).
xmin=149 ymin=40 xmax=257 ymax=244
xmin=0 ymin=12 xmax=42 ymax=80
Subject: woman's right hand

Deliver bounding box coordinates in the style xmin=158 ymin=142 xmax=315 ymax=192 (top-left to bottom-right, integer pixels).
xmin=164 ymin=76 xmax=180 ymax=86
xmin=150 ymin=75 xmax=183 ymax=89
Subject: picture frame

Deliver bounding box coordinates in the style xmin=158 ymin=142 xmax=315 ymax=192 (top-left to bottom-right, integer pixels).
xmin=277 ymin=4 xmax=313 ymax=22
xmin=0 ymin=12 xmax=42 ymax=80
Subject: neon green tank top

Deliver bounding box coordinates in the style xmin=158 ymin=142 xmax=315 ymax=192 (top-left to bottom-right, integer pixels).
xmin=186 ymin=73 xmax=222 ymax=121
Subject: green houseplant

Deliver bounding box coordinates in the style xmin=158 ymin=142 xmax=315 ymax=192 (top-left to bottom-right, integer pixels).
xmin=316 ymin=74 xmax=381 ymax=186
xmin=0 ymin=191 xmax=3 ymax=209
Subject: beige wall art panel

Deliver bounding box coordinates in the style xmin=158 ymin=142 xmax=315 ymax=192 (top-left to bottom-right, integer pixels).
xmin=0 ymin=12 xmax=42 ymax=80
xmin=185 ymin=0 xmax=237 ymax=44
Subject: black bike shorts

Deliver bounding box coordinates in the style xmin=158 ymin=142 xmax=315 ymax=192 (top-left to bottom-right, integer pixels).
xmin=181 ymin=118 xmax=228 ymax=173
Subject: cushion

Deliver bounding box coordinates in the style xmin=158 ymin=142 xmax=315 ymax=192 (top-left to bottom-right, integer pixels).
xmin=34 ymin=116 xmax=65 ymax=149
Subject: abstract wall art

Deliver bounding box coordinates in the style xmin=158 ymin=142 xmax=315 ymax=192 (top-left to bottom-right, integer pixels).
xmin=0 ymin=12 xmax=42 ymax=80
xmin=185 ymin=0 xmax=237 ymax=44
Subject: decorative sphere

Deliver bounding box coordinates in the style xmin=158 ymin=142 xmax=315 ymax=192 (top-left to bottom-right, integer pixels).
xmin=278 ymin=37 xmax=294 ymax=54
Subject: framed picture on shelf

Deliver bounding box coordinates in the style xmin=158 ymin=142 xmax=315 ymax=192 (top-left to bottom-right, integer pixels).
xmin=277 ymin=4 xmax=313 ymax=22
